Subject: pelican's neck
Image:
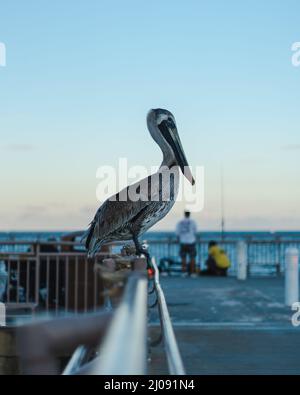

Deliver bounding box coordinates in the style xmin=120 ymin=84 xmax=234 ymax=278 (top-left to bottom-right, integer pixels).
xmin=160 ymin=145 xmax=176 ymax=169
xmin=147 ymin=120 xmax=176 ymax=170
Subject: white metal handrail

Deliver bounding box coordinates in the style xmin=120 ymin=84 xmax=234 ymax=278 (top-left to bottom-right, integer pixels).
xmin=152 ymin=258 xmax=186 ymax=375
xmin=90 ymin=273 xmax=148 ymax=375
xmin=62 ymin=345 xmax=89 ymax=375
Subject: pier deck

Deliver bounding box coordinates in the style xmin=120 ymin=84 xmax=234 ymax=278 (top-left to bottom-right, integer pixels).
xmin=149 ymin=276 xmax=300 ymax=375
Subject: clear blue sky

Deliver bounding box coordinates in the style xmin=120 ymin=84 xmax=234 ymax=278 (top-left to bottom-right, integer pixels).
xmin=0 ymin=0 xmax=299 ymax=231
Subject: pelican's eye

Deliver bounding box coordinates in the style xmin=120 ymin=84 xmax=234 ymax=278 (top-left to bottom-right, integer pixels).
xmin=166 ymin=117 xmax=176 ymax=130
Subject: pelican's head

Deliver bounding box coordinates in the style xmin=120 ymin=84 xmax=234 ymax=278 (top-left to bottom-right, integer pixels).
xmin=147 ymin=108 xmax=195 ymax=185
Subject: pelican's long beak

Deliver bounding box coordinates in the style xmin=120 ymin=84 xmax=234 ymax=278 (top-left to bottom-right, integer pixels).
xmin=158 ymin=119 xmax=195 ymax=185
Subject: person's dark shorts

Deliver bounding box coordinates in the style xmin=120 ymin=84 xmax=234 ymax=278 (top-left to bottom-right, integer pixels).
xmin=180 ymin=243 xmax=197 ymax=259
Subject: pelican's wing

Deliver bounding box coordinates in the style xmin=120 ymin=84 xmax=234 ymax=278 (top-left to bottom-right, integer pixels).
xmin=84 ymin=197 xmax=152 ymax=254
xmin=84 ymin=174 xmax=162 ymax=255
xmin=87 ymin=199 xmax=145 ymax=242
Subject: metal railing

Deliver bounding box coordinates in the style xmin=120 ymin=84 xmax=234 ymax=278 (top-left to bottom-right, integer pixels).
xmin=147 ymin=237 xmax=300 ymax=276
xmin=15 ymin=253 xmax=186 ymax=375
xmin=151 ymin=258 xmax=185 ymax=375
xmin=16 ymin=258 xmax=148 ymax=375
xmin=17 ymin=312 xmax=112 ymax=375
xmin=0 ymin=240 xmax=110 ymax=314
xmin=8 ymin=235 xmax=300 ymax=375
xmin=62 ymin=259 xmax=186 ymax=375
xmin=2 ymin=236 xmax=300 ymax=316
xmin=73 ymin=271 xmax=148 ymax=375
xmin=62 ymin=345 xmax=90 ymax=375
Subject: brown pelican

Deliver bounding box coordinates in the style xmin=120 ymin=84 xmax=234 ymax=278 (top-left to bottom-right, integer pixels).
xmin=84 ymin=109 xmax=194 ymax=264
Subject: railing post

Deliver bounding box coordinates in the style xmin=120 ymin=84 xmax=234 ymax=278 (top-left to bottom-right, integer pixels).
xmin=168 ymin=237 xmax=171 ymax=259
xmin=0 ymin=261 xmax=8 ymax=303
xmin=35 ymin=243 xmax=40 ymax=307
xmin=285 ymin=247 xmax=299 ymax=306
xmin=236 ymin=241 xmax=247 ymax=280
xmin=275 ymin=237 xmax=281 ymax=276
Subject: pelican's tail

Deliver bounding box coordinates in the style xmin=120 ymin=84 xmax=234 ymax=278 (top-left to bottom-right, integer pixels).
xmin=81 ymin=219 xmax=101 ymax=258
xmin=87 ymin=239 xmax=103 ymax=259
xmin=80 ymin=228 xmax=90 ymax=246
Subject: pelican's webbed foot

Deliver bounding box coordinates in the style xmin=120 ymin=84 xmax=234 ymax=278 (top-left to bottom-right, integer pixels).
xmin=132 ymin=234 xmax=152 ymax=269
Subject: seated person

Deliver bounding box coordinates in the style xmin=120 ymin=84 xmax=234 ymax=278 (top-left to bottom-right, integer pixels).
xmin=202 ymin=241 xmax=231 ymax=276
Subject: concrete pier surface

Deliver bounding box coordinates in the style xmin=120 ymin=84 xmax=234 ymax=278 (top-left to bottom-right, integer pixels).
xmin=149 ymin=276 xmax=300 ymax=375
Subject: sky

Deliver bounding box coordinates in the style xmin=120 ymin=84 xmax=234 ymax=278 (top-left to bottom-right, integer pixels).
xmin=0 ymin=0 xmax=300 ymax=232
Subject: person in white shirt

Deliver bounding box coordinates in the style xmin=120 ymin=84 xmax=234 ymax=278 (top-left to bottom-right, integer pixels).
xmin=176 ymin=211 xmax=197 ymax=277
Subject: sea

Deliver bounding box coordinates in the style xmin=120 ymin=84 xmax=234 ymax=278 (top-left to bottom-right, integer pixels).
xmin=1 ymin=230 xmax=300 ymax=242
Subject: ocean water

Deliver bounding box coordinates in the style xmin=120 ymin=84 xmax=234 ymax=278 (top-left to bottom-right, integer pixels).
xmin=1 ymin=230 xmax=300 ymax=242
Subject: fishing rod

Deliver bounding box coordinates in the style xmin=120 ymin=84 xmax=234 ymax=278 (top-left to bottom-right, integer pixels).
xmin=220 ymin=165 xmax=225 ymax=241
